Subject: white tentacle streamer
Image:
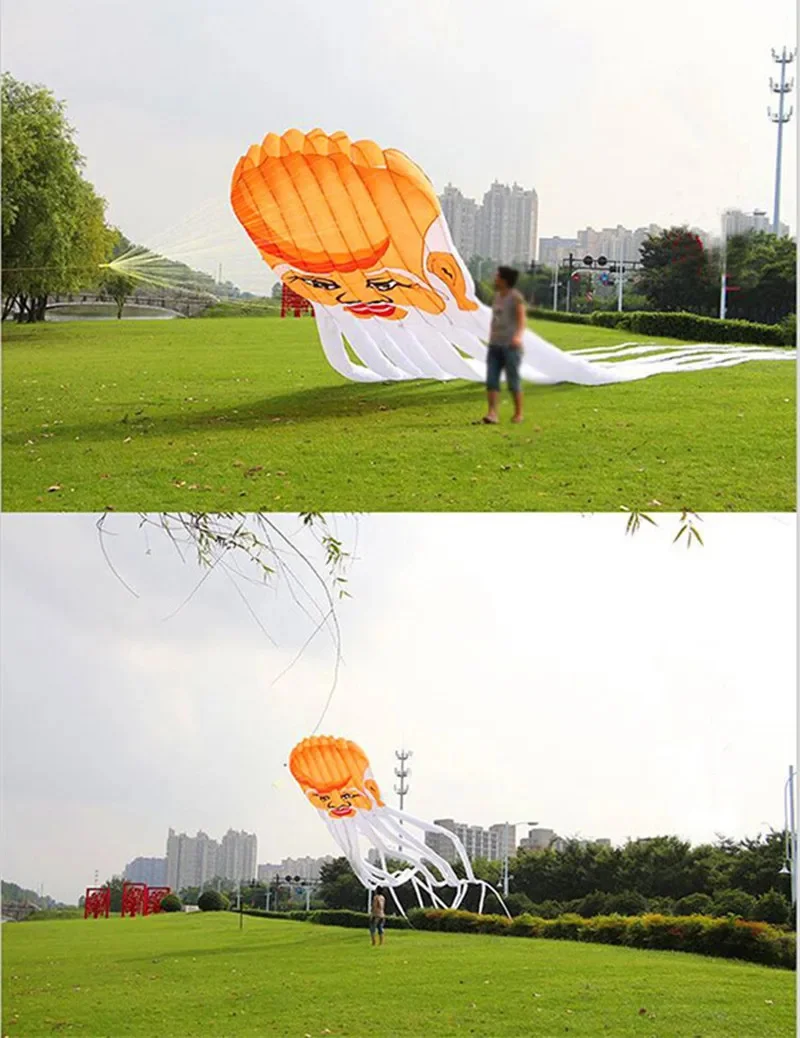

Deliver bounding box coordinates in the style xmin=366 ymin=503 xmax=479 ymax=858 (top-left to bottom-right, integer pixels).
xmin=304 ymin=215 xmax=795 ymax=386
xmin=317 ymin=799 xmax=510 ymax=919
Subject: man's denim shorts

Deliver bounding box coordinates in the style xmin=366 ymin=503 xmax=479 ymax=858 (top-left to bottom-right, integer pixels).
xmin=486 ymin=344 xmax=522 ymax=392
xmin=369 ymin=916 xmax=385 ymax=935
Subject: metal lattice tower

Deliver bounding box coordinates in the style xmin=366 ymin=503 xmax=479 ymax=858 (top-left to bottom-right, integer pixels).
xmin=768 ymin=47 xmax=796 ymax=235
xmin=394 ymin=748 xmax=412 ymax=811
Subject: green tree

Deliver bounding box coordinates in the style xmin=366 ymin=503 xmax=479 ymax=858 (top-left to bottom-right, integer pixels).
xmin=101 ymin=231 xmax=137 ymax=318
xmin=712 ymin=888 xmax=757 ymax=919
xmin=2 ymin=73 xmax=114 ymax=322
xmin=674 ymin=892 xmax=714 ymax=916
xmin=717 ymin=832 xmax=790 ymax=897
xmin=635 ymin=227 xmax=716 ymax=314
xmin=197 ymin=889 xmax=229 ymax=911
xmin=753 ymin=890 xmax=790 ymax=925
xmin=722 ymin=232 xmax=796 ymax=324
xmin=317 ymin=857 xmax=366 ymax=912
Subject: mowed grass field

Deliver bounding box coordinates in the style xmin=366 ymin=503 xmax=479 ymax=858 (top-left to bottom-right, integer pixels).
xmin=2 ymin=316 xmax=795 ymax=512
xmin=2 ymin=914 xmax=795 ymax=1037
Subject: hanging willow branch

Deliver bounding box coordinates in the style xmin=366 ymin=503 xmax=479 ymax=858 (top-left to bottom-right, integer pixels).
xmin=95 ymin=512 xmax=354 ymax=731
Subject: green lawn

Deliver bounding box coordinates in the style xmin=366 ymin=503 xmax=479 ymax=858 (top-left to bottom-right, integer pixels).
xmin=2 ymin=914 xmax=795 ymax=1037
xmin=2 ymin=316 xmax=795 ymax=512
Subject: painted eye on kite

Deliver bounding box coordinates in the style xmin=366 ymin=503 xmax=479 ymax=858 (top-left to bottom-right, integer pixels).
xmin=302 ymin=277 xmax=339 ymax=291
xmin=367 ymin=279 xmax=401 ymax=293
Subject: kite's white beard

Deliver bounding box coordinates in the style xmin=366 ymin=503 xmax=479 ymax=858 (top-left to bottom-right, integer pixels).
xmin=305 ymin=218 xmax=794 ymax=386
xmin=314 ymin=297 xmax=795 ymax=387
xmin=321 ymin=805 xmax=509 ymax=918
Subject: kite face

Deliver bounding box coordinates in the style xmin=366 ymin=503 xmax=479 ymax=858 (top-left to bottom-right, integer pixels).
xmin=231 ymin=130 xmax=795 ymax=386
xmin=230 ymin=129 xmax=479 ymax=325
xmin=289 ymin=736 xmax=383 ymax=819
xmin=289 ymin=734 xmax=509 ymax=918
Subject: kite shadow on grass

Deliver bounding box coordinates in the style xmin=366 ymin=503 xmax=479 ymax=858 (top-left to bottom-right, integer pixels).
xmin=7 ymin=380 xmax=578 ymax=446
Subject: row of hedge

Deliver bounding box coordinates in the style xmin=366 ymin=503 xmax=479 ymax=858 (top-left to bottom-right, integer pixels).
xmin=237 ymin=907 xmax=410 ymax=929
xmin=527 ymin=307 xmax=796 ymax=346
xmin=247 ymin=906 xmax=795 ymax=969
xmin=410 ymin=909 xmax=796 ymax=970
xmin=506 ymin=888 xmax=793 ymax=926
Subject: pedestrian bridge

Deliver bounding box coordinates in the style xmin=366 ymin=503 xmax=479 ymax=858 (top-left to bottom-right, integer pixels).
xmin=47 ymin=293 xmax=212 ymax=318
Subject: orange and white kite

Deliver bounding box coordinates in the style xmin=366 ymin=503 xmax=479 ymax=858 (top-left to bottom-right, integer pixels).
xmin=289 ymin=735 xmax=508 ymax=917
xmin=231 ymin=129 xmax=794 ymax=385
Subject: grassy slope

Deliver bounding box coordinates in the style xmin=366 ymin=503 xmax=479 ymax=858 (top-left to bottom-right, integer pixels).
xmin=2 ymin=317 xmax=795 ymax=512
xmin=2 ymin=914 xmax=795 ymax=1037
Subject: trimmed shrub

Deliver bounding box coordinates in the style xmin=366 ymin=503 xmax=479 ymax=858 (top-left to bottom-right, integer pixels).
xmin=527 ymin=307 xmax=592 ymax=325
xmin=712 ymin=889 xmax=757 ymax=920
xmin=675 ymin=893 xmax=714 ymax=916
xmin=576 ymin=891 xmax=610 ymax=918
xmin=782 ymin=312 xmax=796 ymax=345
xmin=504 ymin=892 xmax=535 ymax=917
xmin=529 ymin=899 xmax=564 ymax=919
xmin=606 ymin=890 xmax=650 ymax=916
xmin=410 ymin=908 xmax=795 ymax=969
xmin=528 ymin=306 xmax=793 ymax=345
xmin=754 ymin=891 xmax=790 ymax=926
xmin=197 ymin=890 xmax=229 ymax=912
xmin=160 ymin=894 xmax=182 ymax=913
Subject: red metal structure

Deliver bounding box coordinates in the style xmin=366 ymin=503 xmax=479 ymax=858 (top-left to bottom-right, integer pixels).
xmin=280 ymin=283 xmax=313 ymax=318
xmin=121 ymin=881 xmax=147 ymax=918
xmin=145 ymin=886 xmax=172 ymax=915
xmin=84 ymin=887 xmax=111 ymax=919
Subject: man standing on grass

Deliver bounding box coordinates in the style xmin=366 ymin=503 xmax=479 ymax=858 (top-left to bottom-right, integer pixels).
xmin=370 ymin=888 xmax=386 ymax=946
xmin=483 ymin=265 xmax=527 ymax=424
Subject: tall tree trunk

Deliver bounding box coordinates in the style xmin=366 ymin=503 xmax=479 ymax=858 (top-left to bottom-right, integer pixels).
xmin=15 ymin=294 xmax=30 ymax=323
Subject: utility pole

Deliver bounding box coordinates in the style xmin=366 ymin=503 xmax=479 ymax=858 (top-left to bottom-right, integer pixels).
xmin=394 ymin=748 xmax=412 ymax=812
xmin=565 ymin=254 xmax=574 ymax=312
xmin=616 ymin=239 xmax=624 ymax=312
xmin=395 ymin=748 xmax=412 ymax=854
xmin=783 ymin=765 xmax=797 ymax=905
xmin=768 ymin=47 xmax=796 ymax=236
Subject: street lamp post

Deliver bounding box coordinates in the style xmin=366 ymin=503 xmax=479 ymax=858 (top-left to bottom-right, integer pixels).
xmin=783 ymin=765 xmax=797 ymax=905
xmin=502 ymin=820 xmax=538 ymax=897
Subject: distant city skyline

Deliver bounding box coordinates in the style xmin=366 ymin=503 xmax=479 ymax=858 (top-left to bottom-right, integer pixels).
xmin=165 ymin=827 xmax=257 ymax=892
xmin=439 ymin=180 xmax=539 ymax=267
xmin=3 ymin=1 xmax=792 ymax=296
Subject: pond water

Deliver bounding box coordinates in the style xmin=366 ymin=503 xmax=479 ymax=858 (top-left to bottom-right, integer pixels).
xmin=45 ymin=304 xmax=181 ymax=322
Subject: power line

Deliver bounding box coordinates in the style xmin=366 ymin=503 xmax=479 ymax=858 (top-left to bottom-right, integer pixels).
xmin=768 ymin=47 xmax=796 ymax=236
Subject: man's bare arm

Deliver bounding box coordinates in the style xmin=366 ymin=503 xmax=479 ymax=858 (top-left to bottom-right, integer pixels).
xmin=512 ymin=297 xmax=527 ymax=346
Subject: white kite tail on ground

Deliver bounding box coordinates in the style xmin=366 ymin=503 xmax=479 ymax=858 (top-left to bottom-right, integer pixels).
xmin=321 ymin=805 xmax=510 ymax=921
xmin=311 ymin=298 xmax=795 ymax=386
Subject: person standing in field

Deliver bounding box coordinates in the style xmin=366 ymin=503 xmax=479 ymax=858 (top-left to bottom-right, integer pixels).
xmin=370 ymin=888 xmax=386 ymax=946
xmin=483 ymin=265 xmax=527 ymax=424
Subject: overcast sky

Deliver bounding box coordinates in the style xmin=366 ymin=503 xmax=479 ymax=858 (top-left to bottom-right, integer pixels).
xmin=1 ymin=512 xmax=795 ymax=904
xmin=2 ymin=0 xmax=796 ymax=293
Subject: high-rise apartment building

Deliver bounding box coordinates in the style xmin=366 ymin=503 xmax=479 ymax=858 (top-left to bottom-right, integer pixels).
xmin=538 ymin=237 xmax=579 ymax=268
xmin=217 ymin=829 xmax=258 ymax=884
xmin=257 ymin=855 xmax=333 ymax=882
xmin=124 ymin=856 xmax=167 ymax=886
xmin=439 ymin=184 xmax=480 ymax=261
xmin=723 ymin=208 xmax=790 ymax=238
xmin=439 ymin=180 xmax=538 ymax=266
xmin=165 ymin=827 xmax=258 ymax=891
xmin=425 ymin=818 xmax=520 ymax=865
